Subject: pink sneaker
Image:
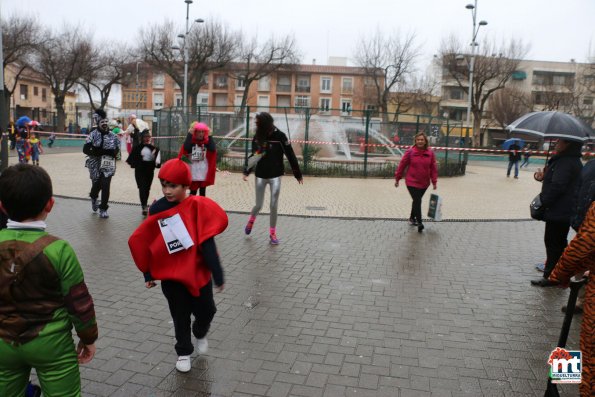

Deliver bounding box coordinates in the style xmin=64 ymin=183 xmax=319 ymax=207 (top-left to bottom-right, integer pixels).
xmin=244 ymin=220 xmax=254 ymax=235
xmin=269 ymin=233 xmax=279 ymax=245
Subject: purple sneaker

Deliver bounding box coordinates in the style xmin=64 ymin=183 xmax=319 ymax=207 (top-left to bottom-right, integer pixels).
xmin=269 ymin=233 xmax=279 ymax=245
xmin=244 ymin=220 xmax=254 ymax=235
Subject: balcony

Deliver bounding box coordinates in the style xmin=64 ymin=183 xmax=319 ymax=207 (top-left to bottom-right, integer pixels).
xmin=214 ymin=82 xmax=228 ymax=90
xmin=276 ymin=84 xmax=291 ymax=92
xmin=295 ymin=86 xmax=311 ymax=93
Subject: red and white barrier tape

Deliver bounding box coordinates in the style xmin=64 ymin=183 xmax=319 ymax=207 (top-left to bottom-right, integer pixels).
xmin=26 ymin=131 xmax=595 ymax=156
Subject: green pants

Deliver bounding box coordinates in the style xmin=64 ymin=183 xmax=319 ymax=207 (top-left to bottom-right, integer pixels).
xmin=0 ymin=331 xmax=81 ymax=397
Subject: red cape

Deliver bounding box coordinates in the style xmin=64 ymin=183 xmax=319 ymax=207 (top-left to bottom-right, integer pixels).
xmin=178 ymin=136 xmax=217 ymax=187
xmin=128 ymin=196 xmax=228 ymax=296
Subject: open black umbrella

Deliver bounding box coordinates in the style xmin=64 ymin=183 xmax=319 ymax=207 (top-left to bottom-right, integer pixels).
xmin=506 ymin=111 xmax=593 ymax=142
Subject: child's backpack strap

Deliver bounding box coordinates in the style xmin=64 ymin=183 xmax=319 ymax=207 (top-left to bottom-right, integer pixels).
xmin=11 ymin=235 xmax=59 ymax=283
xmin=0 ymin=234 xmax=62 ymax=345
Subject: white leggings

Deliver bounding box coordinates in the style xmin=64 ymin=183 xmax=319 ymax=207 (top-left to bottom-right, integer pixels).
xmin=251 ymin=177 xmax=281 ymax=228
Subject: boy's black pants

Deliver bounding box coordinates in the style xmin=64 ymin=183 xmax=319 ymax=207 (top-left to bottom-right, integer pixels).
xmin=161 ymin=279 xmax=216 ymax=356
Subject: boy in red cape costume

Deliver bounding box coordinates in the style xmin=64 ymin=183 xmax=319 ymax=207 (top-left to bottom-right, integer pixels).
xmin=128 ymin=159 xmax=228 ymax=373
xmin=178 ymin=122 xmax=217 ymax=197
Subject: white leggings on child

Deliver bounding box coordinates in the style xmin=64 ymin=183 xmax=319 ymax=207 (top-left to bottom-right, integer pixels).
xmin=250 ymin=177 xmax=281 ymax=228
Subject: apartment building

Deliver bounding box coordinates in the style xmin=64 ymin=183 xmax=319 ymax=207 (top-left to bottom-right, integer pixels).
xmin=120 ymin=62 xmax=380 ymax=117
xmin=439 ymin=57 xmax=594 ymax=143
xmin=6 ymin=64 xmax=77 ymax=127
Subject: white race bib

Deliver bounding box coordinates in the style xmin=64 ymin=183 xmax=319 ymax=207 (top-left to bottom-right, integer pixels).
xmin=191 ymin=145 xmax=205 ymax=161
xmin=100 ymin=155 xmax=115 ymax=172
xmin=158 ymin=214 xmax=194 ymax=254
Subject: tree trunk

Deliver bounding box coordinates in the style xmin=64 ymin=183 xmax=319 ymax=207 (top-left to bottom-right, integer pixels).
xmin=55 ymin=96 xmax=66 ymax=133
xmin=237 ymin=81 xmax=253 ymax=118
xmin=473 ymin=114 xmax=482 ymax=148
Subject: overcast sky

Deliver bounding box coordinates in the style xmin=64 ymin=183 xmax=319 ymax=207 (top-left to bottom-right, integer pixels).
xmin=4 ymin=0 xmax=594 ymax=71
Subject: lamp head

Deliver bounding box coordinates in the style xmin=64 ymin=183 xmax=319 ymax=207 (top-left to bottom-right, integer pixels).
xmin=177 ymin=34 xmax=185 ymax=39
xmin=479 ymin=20 xmax=488 ymax=26
xmin=195 ymin=18 xmax=204 ymax=23
xmin=465 ymin=4 xmax=474 ymax=9
xmin=184 ymin=0 xmax=193 ymax=4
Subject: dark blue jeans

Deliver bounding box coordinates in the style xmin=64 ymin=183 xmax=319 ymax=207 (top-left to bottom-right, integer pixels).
xmin=507 ymin=160 xmax=519 ymax=177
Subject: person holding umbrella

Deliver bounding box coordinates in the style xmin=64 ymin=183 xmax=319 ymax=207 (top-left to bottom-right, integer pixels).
xmin=530 ymin=139 xmax=583 ymax=287
xmin=506 ymin=111 xmax=592 ymax=286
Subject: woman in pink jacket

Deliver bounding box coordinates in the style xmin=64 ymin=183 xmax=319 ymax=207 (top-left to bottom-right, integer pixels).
xmin=394 ymin=132 xmax=438 ymax=232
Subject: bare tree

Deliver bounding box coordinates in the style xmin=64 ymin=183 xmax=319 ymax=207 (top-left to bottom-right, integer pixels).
xmin=138 ymin=19 xmax=238 ymax=110
xmin=389 ymin=72 xmax=440 ymax=122
xmin=440 ymin=36 xmax=528 ymax=146
xmin=354 ymin=29 xmax=420 ymax=121
xmin=489 ymin=86 xmax=532 ymax=132
xmin=33 ymin=25 xmax=96 ymax=132
xmin=232 ymin=34 xmax=300 ymax=116
xmin=78 ymin=43 xmax=132 ymax=112
xmin=2 ymin=14 xmax=41 ymax=116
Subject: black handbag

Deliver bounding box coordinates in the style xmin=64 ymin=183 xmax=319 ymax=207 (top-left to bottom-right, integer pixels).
xmin=530 ymin=194 xmax=545 ymax=221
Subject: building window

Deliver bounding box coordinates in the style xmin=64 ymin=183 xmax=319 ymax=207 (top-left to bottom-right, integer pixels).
xmin=197 ymin=93 xmax=209 ymax=107
xmin=215 ymin=75 xmax=228 ymax=89
xmin=320 ymin=98 xmax=331 ymax=112
xmin=258 ymin=76 xmax=270 ymax=91
xmin=277 ymin=75 xmax=291 ymax=92
xmin=294 ymin=95 xmax=310 ymax=108
xmin=42 ymin=88 xmax=47 ymax=102
xmin=583 ymin=97 xmax=593 ymax=106
xmin=341 ymin=77 xmax=353 ymax=94
xmin=449 ymin=88 xmax=464 ymax=100
xmin=236 ymin=75 xmax=246 ymax=90
xmin=532 ymin=73 xmax=545 ymax=85
xmin=20 ymin=84 xmax=28 ymax=100
xmin=296 ymin=76 xmax=310 ymax=92
xmin=153 ymin=93 xmax=164 ymax=109
xmin=153 ymin=72 xmax=165 ymax=88
xmin=533 ymin=92 xmax=544 ymax=105
xmin=320 ymin=77 xmax=332 ymax=93
xmin=175 ymin=94 xmax=183 ymax=107
xmin=199 ymin=75 xmax=208 ymax=87
xmin=340 ymin=99 xmax=352 ymax=115
xmin=33 ymin=86 xmax=39 ymax=96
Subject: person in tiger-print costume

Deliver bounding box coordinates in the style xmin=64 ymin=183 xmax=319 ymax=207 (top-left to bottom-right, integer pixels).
xmin=549 ymin=201 xmax=595 ymax=396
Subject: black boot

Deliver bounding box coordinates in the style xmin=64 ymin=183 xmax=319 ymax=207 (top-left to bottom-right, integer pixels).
xmin=417 ymin=223 xmax=424 ymax=233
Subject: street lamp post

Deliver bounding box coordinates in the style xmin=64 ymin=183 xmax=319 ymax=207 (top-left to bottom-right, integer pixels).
xmin=172 ymin=0 xmax=204 ymax=124
xmin=135 ymin=61 xmax=140 ymax=115
xmin=464 ymin=1 xmax=487 ymax=148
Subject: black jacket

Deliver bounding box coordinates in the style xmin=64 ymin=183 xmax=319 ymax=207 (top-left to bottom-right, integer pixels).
xmin=244 ymin=128 xmax=302 ymax=180
xmin=126 ymin=143 xmax=160 ymax=171
xmin=540 ymin=147 xmax=583 ymax=222
xmin=571 ymin=159 xmax=595 ymax=230
xmin=508 ymin=144 xmax=521 ymax=162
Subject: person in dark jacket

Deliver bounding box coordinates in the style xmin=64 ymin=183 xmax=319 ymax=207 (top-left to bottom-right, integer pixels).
xmin=506 ymin=143 xmax=521 ymax=178
xmin=572 ymin=159 xmax=595 ymax=232
xmin=531 ymin=139 xmax=583 ymax=287
xmin=242 ymin=112 xmax=303 ymax=245
xmin=126 ymin=130 xmax=160 ymax=216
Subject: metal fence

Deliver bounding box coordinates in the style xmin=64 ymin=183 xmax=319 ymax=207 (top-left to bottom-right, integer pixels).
xmin=154 ymin=106 xmax=467 ymax=178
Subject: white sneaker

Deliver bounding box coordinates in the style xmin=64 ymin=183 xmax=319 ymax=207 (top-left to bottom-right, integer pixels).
xmin=175 ymin=355 xmax=191 ymax=372
xmin=196 ymin=337 xmax=208 ymax=354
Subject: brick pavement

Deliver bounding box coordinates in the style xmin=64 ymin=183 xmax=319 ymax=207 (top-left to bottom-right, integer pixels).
xmin=32 ymin=197 xmax=582 ymax=396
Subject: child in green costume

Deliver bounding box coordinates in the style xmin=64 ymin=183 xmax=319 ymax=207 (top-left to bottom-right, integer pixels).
xmin=0 ymin=164 xmax=98 ymax=397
